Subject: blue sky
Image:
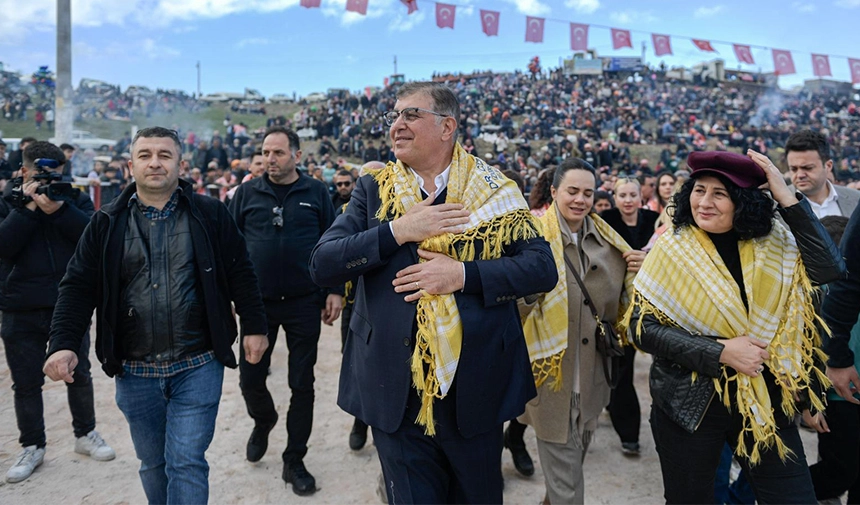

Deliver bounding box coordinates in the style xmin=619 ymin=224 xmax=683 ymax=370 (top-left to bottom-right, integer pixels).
xmin=1 ymin=0 xmax=858 ymax=98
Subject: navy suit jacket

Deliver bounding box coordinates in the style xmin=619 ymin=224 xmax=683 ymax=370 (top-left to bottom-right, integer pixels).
xmin=310 ymin=174 xmax=557 ymax=438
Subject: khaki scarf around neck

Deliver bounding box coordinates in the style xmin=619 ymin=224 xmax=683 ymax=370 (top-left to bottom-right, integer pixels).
xmin=367 ymin=143 xmax=540 ymax=435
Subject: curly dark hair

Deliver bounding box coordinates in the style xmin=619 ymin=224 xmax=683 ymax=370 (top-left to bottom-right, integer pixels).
xmin=670 ymin=174 xmax=774 ymax=240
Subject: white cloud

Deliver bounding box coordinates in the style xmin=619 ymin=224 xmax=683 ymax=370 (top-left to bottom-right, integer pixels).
xmin=501 ymin=0 xmax=551 ymax=17
xmin=235 ymin=37 xmax=273 ymax=48
xmin=693 ymin=5 xmax=724 ymax=18
xmin=565 ymin=0 xmax=599 ymax=13
xmin=141 ymin=38 xmax=181 ymax=59
xmin=610 ymin=9 xmax=657 ymax=24
xmin=388 ymin=11 xmax=426 ymax=32
xmin=173 ymin=25 xmax=199 ymax=34
xmin=791 ymin=1 xmax=816 ymax=11
xmin=835 ymin=0 xmax=860 ymax=6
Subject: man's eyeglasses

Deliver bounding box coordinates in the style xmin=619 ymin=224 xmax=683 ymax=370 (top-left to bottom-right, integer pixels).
xmin=335 ymin=181 xmax=352 ymax=187
xmin=273 ymin=206 xmax=283 ymax=228
xmin=383 ymin=107 xmax=450 ymax=126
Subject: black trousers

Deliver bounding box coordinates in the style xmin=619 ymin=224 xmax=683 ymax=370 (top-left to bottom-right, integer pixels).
xmin=239 ymin=294 xmax=321 ymax=464
xmin=608 ymin=345 xmax=640 ymax=443
xmin=372 ymin=385 xmax=504 ymax=504
xmin=810 ymin=400 xmax=860 ymax=502
xmin=1 ymin=308 xmax=95 ymax=448
xmin=651 ymin=399 xmax=816 ymax=504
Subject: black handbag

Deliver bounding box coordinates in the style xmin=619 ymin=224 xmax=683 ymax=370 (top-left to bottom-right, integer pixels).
xmin=563 ymin=254 xmax=624 ymax=388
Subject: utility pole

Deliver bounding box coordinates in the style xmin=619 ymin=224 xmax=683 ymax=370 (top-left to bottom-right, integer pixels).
xmin=55 ymin=0 xmax=73 ymax=146
xmin=196 ymin=61 xmax=201 ymax=97
xmin=393 ymin=55 xmax=397 ymax=75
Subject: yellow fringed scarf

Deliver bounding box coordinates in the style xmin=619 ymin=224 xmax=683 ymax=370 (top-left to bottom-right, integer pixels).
xmin=620 ymin=224 xmax=830 ymax=464
xmin=369 ymin=143 xmax=540 ymax=435
xmin=522 ymin=202 xmax=635 ymax=390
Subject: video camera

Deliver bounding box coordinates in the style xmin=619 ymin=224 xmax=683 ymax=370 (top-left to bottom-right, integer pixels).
xmin=5 ymin=158 xmax=80 ymax=208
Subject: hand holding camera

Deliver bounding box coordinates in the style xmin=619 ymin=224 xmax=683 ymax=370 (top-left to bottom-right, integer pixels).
xmin=22 ymin=179 xmax=65 ymax=214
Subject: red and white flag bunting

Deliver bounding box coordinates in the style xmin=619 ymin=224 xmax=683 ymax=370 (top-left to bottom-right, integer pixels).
xmin=733 ymin=44 xmax=755 ymax=64
xmin=570 ymin=23 xmax=588 ymax=51
xmin=611 ymin=28 xmax=632 ymax=49
xmin=525 ymin=16 xmax=544 ymax=43
xmin=849 ymin=58 xmax=860 ymax=84
xmin=401 ymin=0 xmax=418 ymax=14
xmin=772 ymin=49 xmax=796 ymax=75
xmin=345 ymin=0 xmax=367 ymax=15
xmin=652 ymin=33 xmax=672 ymax=57
xmin=811 ymin=54 xmax=832 ymax=77
xmin=480 ymin=9 xmax=500 ymax=37
xmin=692 ymin=39 xmax=715 ymax=52
xmin=436 ymin=3 xmax=456 ymax=29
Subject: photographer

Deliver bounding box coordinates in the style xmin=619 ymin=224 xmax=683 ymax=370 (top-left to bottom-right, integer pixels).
xmin=0 ymin=141 xmax=114 ymax=484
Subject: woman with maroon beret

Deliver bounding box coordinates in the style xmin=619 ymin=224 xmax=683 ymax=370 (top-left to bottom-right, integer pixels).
xmin=624 ymin=150 xmax=846 ymax=503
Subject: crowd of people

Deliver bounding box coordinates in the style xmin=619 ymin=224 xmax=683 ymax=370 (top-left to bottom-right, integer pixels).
xmin=1 ymin=71 xmax=860 ymax=505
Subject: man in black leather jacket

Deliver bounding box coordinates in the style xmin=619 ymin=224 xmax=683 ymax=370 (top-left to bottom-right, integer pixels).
xmin=44 ymin=127 xmax=269 ymax=504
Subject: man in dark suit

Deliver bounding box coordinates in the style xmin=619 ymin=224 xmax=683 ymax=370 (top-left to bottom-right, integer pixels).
xmin=310 ymin=82 xmax=557 ymax=504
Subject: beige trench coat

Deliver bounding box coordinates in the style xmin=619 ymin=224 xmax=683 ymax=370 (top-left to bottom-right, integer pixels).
xmin=519 ymin=211 xmax=628 ymax=444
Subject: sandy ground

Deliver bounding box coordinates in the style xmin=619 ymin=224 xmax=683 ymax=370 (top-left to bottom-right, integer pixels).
xmin=0 ymin=318 xmax=818 ymax=504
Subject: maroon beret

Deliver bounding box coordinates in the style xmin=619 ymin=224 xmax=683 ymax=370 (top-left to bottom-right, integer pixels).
xmin=686 ymin=151 xmax=767 ymax=189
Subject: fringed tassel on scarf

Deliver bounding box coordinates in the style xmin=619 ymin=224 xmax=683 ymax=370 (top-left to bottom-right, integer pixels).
xmin=532 ymin=352 xmax=565 ymax=391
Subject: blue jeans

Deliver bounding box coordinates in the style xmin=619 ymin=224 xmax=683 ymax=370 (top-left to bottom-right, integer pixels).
xmin=115 ymin=359 xmax=223 ymax=505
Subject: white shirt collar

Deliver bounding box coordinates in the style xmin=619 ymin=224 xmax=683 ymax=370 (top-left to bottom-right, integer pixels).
xmin=807 ymin=181 xmax=841 ymax=218
xmin=410 ymin=164 xmax=451 ymax=199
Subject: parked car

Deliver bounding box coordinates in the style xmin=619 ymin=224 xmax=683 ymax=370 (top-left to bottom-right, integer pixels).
xmin=304 ymin=92 xmax=327 ymax=103
xmin=269 ymin=93 xmax=295 ymax=104
xmin=126 ymin=85 xmax=155 ymax=97
xmin=49 ymin=130 xmax=117 ymax=151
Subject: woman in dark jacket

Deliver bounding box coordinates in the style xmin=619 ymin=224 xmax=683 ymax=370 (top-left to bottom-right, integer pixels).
xmin=600 ymin=178 xmax=657 ymax=456
xmin=625 ymin=150 xmax=846 ymax=504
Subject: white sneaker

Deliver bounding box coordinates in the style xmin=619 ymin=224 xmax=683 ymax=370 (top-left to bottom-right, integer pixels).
xmin=74 ymin=431 xmax=116 ymax=461
xmin=6 ymin=445 xmax=45 ymax=483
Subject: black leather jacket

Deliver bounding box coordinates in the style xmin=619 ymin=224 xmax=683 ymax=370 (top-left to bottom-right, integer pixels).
xmin=633 ymin=196 xmax=847 ymax=433
xmin=48 ymin=180 xmax=268 ymax=376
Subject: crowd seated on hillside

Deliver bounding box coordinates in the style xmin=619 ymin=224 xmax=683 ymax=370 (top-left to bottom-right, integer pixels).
xmin=7 ymin=63 xmax=860 ymax=206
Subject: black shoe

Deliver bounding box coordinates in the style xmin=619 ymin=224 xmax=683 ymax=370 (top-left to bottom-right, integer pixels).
xmin=246 ymin=423 xmax=275 ymax=462
xmin=621 ymin=441 xmax=641 ymax=457
xmin=283 ymin=460 xmax=317 ymax=496
xmin=349 ymin=419 xmax=368 ymax=451
xmin=504 ymin=426 xmax=534 ymax=477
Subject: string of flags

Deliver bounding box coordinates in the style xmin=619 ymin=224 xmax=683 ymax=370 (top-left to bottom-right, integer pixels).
xmin=298 ymin=0 xmax=860 ymax=84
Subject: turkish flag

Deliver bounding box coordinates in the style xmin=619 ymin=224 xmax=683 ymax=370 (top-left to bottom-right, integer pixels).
xmin=346 ymin=0 xmax=367 ymax=15
xmin=812 ymin=54 xmax=832 ymax=78
xmin=849 ymin=58 xmax=860 ymax=84
xmin=570 ymin=23 xmax=589 ymax=51
xmin=611 ymin=28 xmax=632 ymax=49
xmin=480 ymin=10 xmax=500 ymax=37
xmin=652 ymin=33 xmax=672 ymax=57
xmin=772 ymin=49 xmax=796 ymax=75
xmin=401 ymin=0 xmax=418 ymax=14
xmin=692 ymin=39 xmax=715 ymax=52
xmin=525 ymin=16 xmax=544 ymax=43
xmin=300 ymin=0 xmax=320 ymax=7
xmin=436 ymin=3 xmax=455 ymax=29
xmin=733 ymin=44 xmax=754 ymax=64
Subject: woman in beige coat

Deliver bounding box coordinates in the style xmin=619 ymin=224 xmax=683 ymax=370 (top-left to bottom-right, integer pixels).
xmin=519 ymin=158 xmax=642 ymax=504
